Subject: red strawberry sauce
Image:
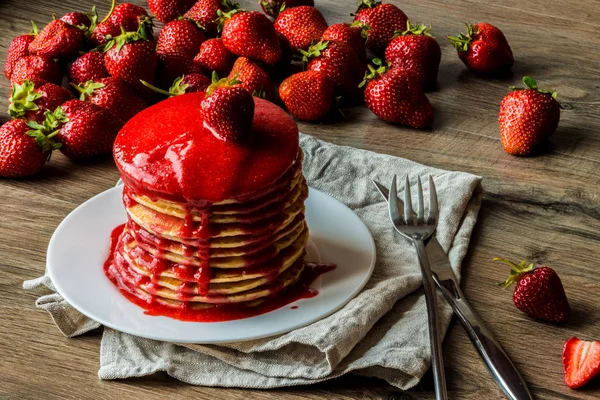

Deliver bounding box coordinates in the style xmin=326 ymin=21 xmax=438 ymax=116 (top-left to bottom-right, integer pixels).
xmin=104 ymin=224 xmax=336 ymax=322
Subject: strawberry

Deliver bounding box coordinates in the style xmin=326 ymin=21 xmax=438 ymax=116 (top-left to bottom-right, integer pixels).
xmin=495 ymin=257 xmax=570 ymax=323
xmin=260 ymin=0 xmax=314 ymax=18
xmin=353 ymin=0 xmax=408 ymax=55
xmin=9 ymin=80 xmax=73 ymax=123
xmin=384 ymin=21 xmax=441 ymax=90
xmin=157 ymin=18 xmax=206 ymax=59
xmin=184 ymin=0 xmax=238 ymax=37
xmin=60 ymin=12 xmax=92 ymax=29
xmin=10 ymin=55 xmax=62 ymax=86
xmin=498 ymin=76 xmax=561 ymax=156
xmin=273 ymin=6 xmax=328 ymax=51
xmin=28 ymin=19 xmax=85 ymax=60
xmin=301 ymin=40 xmax=365 ymax=97
xmin=200 ymin=75 xmax=254 ymax=141
xmin=221 ymin=10 xmax=281 ymax=64
xmin=74 ymin=77 xmax=147 ymax=124
xmin=4 ymin=22 xmax=38 ymax=79
xmin=228 ymin=57 xmax=276 ymax=101
xmin=141 ymin=73 xmax=212 ymax=96
xmin=147 ymin=0 xmax=196 ymax=23
xmin=448 ymin=22 xmax=514 ymax=75
xmin=91 ymin=22 xmax=121 ymax=46
xmin=322 ymin=23 xmax=367 ymax=61
xmin=279 ymin=70 xmax=334 ymax=121
xmin=192 ymin=38 xmax=235 ymax=77
xmin=360 ymin=59 xmax=433 ymax=128
xmin=156 ymin=50 xmax=203 ymax=89
xmin=563 ymin=337 xmax=600 ymax=389
xmin=108 ymin=3 xmax=152 ymax=34
xmin=68 ymin=52 xmax=109 ymax=85
xmin=0 ymin=119 xmax=59 ymax=178
xmin=48 ymin=99 xmax=121 ymax=160
xmin=103 ymin=28 xmax=158 ymax=98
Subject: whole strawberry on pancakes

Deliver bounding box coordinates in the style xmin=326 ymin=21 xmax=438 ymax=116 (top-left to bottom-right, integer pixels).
xmin=108 ymin=87 xmax=320 ymax=322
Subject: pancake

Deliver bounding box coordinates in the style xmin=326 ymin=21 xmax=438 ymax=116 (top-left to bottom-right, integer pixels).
xmin=106 ymin=94 xmax=318 ymax=321
xmin=126 ymin=185 xmax=306 ymax=240
xmin=128 ymin=215 xmax=306 ymax=258
xmin=122 ymin=222 xmax=309 ymax=270
xmin=111 ymin=250 xmax=305 ymax=304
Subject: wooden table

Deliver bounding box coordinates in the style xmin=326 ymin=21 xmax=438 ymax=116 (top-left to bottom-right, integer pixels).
xmin=1 ymin=0 xmax=599 ymax=398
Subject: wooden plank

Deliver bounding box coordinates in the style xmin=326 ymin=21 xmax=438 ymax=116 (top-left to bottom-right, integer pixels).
xmin=0 ymin=0 xmax=599 ymax=398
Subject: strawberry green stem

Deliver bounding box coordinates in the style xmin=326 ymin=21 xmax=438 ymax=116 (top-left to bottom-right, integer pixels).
xmin=30 ymin=20 xmax=39 ymax=35
xmin=140 ymin=80 xmax=174 ymax=97
xmin=100 ymin=0 xmax=117 ymax=24
xmin=494 ymin=257 xmax=535 ymax=288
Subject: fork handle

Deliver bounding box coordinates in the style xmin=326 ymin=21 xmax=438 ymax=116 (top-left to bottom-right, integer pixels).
xmin=414 ymin=240 xmax=448 ymax=400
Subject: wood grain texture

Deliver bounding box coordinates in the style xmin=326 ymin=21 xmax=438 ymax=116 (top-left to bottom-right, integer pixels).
xmin=0 ymin=0 xmax=599 ymax=398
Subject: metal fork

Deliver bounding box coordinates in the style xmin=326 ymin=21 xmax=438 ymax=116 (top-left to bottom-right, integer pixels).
xmin=388 ymin=175 xmax=447 ymax=400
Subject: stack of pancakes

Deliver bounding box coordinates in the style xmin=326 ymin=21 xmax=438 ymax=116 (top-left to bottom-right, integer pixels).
xmin=106 ymin=94 xmax=308 ymax=313
xmin=109 ymin=154 xmax=308 ymax=309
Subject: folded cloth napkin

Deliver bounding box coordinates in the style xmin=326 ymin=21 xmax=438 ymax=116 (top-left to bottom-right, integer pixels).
xmin=24 ymin=134 xmax=482 ymax=390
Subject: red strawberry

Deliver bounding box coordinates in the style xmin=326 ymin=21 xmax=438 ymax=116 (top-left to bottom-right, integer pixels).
xmin=228 ymin=57 xmax=276 ymax=101
xmin=103 ymin=30 xmax=158 ymax=98
xmin=184 ymin=0 xmax=238 ymax=37
xmin=49 ymin=99 xmax=121 ymax=159
xmin=301 ymin=40 xmax=365 ymax=97
xmin=448 ymin=22 xmax=514 ymax=75
xmin=260 ymin=0 xmax=314 ymax=18
xmin=9 ymin=80 xmax=74 ymax=123
xmin=141 ymin=73 xmax=212 ymax=96
xmin=0 ymin=119 xmax=59 ymax=178
xmin=74 ymin=77 xmax=147 ymax=124
xmin=91 ymin=22 xmax=121 ymax=46
xmin=192 ymin=38 xmax=235 ymax=77
xmin=157 ymin=18 xmax=206 ymax=59
xmin=273 ymin=6 xmax=328 ymax=51
xmin=200 ymin=76 xmax=255 ymax=141
xmin=353 ymin=0 xmax=408 ymax=55
xmin=4 ymin=23 xmax=38 ymax=79
xmin=279 ymin=70 xmax=334 ymax=121
xmin=177 ymin=73 xmax=211 ymax=93
xmin=361 ymin=59 xmax=433 ymax=128
xmin=495 ymin=257 xmax=570 ymax=323
xmin=498 ymin=77 xmax=561 ymax=156
xmin=322 ymin=23 xmax=367 ymax=61
xmin=384 ymin=22 xmax=441 ymax=90
xmin=28 ymin=19 xmax=85 ymax=59
xmin=147 ymin=0 xmax=196 ymax=23
xmin=68 ymin=52 xmax=109 ymax=85
xmin=221 ymin=11 xmax=281 ymax=65
xmin=563 ymin=337 xmax=600 ymax=389
xmin=60 ymin=12 xmax=92 ymax=29
xmin=10 ymin=55 xmax=62 ymax=86
xmin=156 ymin=50 xmax=203 ymax=89
xmin=108 ymin=3 xmax=152 ymax=34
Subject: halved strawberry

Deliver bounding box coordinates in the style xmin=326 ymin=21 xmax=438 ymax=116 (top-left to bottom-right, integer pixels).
xmin=563 ymin=337 xmax=600 ymax=389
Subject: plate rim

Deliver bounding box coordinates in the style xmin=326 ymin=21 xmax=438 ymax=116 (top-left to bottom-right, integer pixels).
xmin=47 ymin=185 xmax=377 ymax=344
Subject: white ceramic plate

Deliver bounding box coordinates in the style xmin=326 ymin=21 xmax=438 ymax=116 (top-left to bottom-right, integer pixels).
xmin=47 ymin=186 xmax=376 ymax=343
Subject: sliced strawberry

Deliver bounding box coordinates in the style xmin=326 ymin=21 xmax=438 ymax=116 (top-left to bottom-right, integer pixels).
xmin=563 ymin=337 xmax=600 ymax=389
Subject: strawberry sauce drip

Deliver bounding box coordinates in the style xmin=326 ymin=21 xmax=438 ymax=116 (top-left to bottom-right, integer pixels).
xmin=104 ymin=225 xmax=337 ymax=322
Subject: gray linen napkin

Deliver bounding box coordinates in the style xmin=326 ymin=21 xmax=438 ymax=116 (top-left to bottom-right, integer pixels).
xmin=24 ymin=134 xmax=482 ymax=390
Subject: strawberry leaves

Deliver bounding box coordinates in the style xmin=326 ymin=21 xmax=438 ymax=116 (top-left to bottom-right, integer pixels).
xmin=511 ymin=76 xmax=558 ymax=99
xmin=8 ymin=80 xmax=42 ymax=119
xmin=447 ymin=22 xmax=475 ymax=52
